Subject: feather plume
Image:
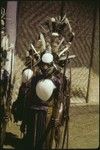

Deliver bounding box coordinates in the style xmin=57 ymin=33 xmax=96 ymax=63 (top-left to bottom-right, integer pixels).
xmin=30 ymin=43 xmax=40 ymax=58
xmin=56 ymin=37 xmax=65 ymax=52
xmin=58 ymin=42 xmax=71 ymax=57
xmin=64 ymin=18 xmax=72 ymax=32
xmin=40 ymin=33 xmax=46 ymax=50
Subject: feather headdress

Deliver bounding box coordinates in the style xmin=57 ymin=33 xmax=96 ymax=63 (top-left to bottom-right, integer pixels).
xmin=25 ymin=15 xmax=75 ymax=69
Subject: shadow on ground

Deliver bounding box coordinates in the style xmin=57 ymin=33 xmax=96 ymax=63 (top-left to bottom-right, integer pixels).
xmin=3 ymin=132 xmax=23 ymax=150
xmin=2 ymin=104 xmax=99 ymax=149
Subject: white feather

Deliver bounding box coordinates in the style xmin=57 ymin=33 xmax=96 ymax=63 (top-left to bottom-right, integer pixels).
xmin=56 ymin=37 xmax=64 ymax=51
xmin=40 ymin=33 xmax=46 ymax=50
xmin=64 ymin=18 xmax=72 ymax=32
xmin=30 ymin=43 xmax=40 ymax=57
xmin=58 ymin=42 xmax=71 ymax=57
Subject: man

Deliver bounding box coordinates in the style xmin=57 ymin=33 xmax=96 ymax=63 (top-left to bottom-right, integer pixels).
xmin=18 ymin=51 xmax=69 ymax=149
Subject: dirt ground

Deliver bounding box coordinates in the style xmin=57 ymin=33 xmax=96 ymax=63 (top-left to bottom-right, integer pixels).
xmin=3 ymin=104 xmax=99 ymax=149
xmin=68 ymin=104 xmax=99 ymax=149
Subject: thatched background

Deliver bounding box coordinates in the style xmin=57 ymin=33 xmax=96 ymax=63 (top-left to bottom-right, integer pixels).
xmin=13 ymin=0 xmax=99 ymax=103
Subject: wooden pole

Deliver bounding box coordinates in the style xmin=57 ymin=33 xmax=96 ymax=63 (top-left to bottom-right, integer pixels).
xmin=86 ymin=1 xmax=97 ymax=103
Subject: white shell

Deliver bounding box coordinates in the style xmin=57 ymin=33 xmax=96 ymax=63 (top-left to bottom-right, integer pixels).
xmin=51 ymin=17 xmax=55 ymax=22
xmin=42 ymin=52 xmax=53 ymax=64
xmin=36 ymin=79 xmax=56 ymax=101
xmin=52 ymin=32 xmax=59 ymax=36
xmin=22 ymin=69 xmax=33 ymax=83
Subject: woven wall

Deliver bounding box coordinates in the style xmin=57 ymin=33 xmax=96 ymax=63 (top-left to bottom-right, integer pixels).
xmin=16 ymin=0 xmax=99 ymax=103
xmin=16 ymin=1 xmax=62 ymax=58
xmin=62 ymin=0 xmax=97 ymax=103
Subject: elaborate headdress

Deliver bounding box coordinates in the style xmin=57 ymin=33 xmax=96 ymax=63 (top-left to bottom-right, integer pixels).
xmin=25 ymin=15 xmax=75 ymax=72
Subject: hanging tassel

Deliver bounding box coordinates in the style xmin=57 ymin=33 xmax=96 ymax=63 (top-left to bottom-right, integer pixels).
xmin=51 ymin=18 xmax=59 ymax=36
